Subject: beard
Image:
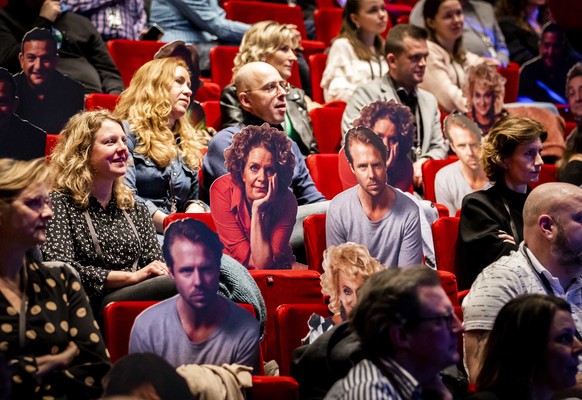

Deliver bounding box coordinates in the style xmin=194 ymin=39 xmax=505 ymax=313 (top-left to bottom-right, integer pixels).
xmin=554 ymin=223 xmax=582 ymax=268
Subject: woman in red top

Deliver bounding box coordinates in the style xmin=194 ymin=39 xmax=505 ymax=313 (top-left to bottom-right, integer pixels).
xmin=210 ymin=125 xmax=298 ymax=269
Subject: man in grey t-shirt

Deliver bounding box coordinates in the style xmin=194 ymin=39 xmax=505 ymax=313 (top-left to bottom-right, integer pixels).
xmin=129 ymin=219 xmax=260 ymax=372
xmin=326 ymin=126 xmax=423 ymax=268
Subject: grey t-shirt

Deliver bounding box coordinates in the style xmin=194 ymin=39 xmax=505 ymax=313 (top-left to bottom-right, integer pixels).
xmin=129 ymin=295 xmax=260 ymax=372
xmin=326 ymin=186 xmax=423 ymax=268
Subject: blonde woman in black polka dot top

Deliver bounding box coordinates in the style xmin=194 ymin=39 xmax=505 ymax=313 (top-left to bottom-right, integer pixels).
xmin=0 ymin=158 xmax=111 ymax=398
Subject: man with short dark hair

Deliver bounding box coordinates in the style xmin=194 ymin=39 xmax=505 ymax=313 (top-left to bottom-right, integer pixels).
xmin=342 ymin=24 xmax=447 ymax=188
xmin=325 ymin=266 xmax=463 ymax=399
xmin=435 ymin=114 xmax=490 ymax=215
xmin=14 ymin=28 xmax=84 ymax=133
xmin=463 ymin=182 xmax=582 ymax=385
xmin=0 ymin=67 xmax=46 ymax=160
xmin=326 ymin=126 xmax=422 ymax=268
xmin=129 ymin=219 xmax=261 ymax=372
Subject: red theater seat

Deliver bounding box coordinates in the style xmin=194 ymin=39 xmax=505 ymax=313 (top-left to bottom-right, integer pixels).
xmin=421 ymin=157 xmax=458 ymax=203
xmin=308 ymin=106 xmax=343 ymax=154
xmin=305 ymin=154 xmax=343 ymax=200
xmin=85 ymin=93 xmax=119 ymax=111
xmin=303 ymin=213 xmax=327 ymax=273
xmin=107 ymin=40 xmax=166 ymax=87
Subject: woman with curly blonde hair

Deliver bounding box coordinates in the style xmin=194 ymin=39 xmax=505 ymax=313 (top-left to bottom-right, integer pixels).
xmin=210 ymin=125 xmax=298 ymax=270
xmin=115 ymin=57 xmax=210 ymax=233
xmin=463 ymin=63 xmax=506 ymax=134
xmin=302 ymin=242 xmax=384 ymax=344
xmin=42 ymin=110 xmax=176 ymax=311
xmin=456 ymin=115 xmax=546 ymax=290
xmin=221 ymin=21 xmax=318 ymax=156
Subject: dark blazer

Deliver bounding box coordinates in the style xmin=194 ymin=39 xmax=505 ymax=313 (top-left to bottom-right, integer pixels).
xmin=220 ymin=83 xmax=319 ymax=156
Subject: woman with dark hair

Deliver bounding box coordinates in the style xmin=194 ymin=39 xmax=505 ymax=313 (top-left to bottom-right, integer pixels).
xmin=456 ymin=115 xmax=546 ymax=290
xmin=210 ymin=125 xmax=298 ymax=269
xmin=338 ymin=99 xmax=416 ymax=191
xmin=0 ymin=158 xmax=110 ymax=398
xmin=321 ymin=0 xmax=389 ymax=102
xmin=470 ymin=294 xmax=581 ymax=399
xmin=419 ymin=0 xmax=482 ymax=113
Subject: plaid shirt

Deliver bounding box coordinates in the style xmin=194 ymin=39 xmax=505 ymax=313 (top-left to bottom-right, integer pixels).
xmin=62 ymin=0 xmax=146 ymax=41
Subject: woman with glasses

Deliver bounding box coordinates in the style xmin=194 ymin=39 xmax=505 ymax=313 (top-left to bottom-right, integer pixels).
xmin=115 ymin=57 xmax=210 ymax=235
xmin=470 ymin=294 xmax=581 ymax=400
xmin=321 ymin=0 xmax=389 ymax=103
xmin=210 ymin=125 xmax=298 ymax=270
xmin=221 ymin=21 xmax=318 ymax=156
xmin=42 ymin=110 xmax=176 ymax=312
xmin=0 ymin=157 xmax=110 ymax=398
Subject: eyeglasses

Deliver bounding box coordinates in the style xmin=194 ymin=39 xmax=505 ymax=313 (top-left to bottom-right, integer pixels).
xmin=243 ymin=80 xmax=291 ymax=96
xmin=416 ymin=310 xmax=457 ymax=330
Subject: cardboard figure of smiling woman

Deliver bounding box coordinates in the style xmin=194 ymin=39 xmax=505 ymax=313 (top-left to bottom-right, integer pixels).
xmin=210 ymin=124 xmax=298 ymax=270
xmin=456 ymin=115 xmax=547 ymax=290
xmin=42 ymin=111 xmax=176 ymax=313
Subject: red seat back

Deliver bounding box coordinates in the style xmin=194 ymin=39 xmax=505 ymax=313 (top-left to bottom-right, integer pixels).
xmin=308 ymin=53 xmax=328 ymax=104
xmin=163 ymin=212 xmax=217 ymax=231
xmin=201 ymin=100 xmax=222 ymax=131
xmin=431 ymin=216 xmax=460 ymax=276
xmin=303 ymin=213 xmax=327 ymax=273
xmin=107 ymin=40 xmax=166 ymax=87
xmin=498 ymin=62 xmax=520 ymax=104
xmin=314 ymin=8 xmax=343 ymax=48
xmin=85 ymin=93 xmax=119 ymax=111
xmin=308 ymin=106 xmax=343 ymax=153
xmin=249 ymin=376 xmax=299 ymax=400
xmin=275 ymin=303 xmax=331 ymax=376
xmin=195 ymin=81 xmax=221 ymax=102
xmin=249 ymin=270 xmax=324 ymax=365
xmin=305 ymin=154 xmax=343 ymax=200
xmin=437 ymin=270 xmax=459 ymax=307
xmin=421 ymin=157 xmax=458 ymax=203
xmin=45 ymin=133 xmax=59 ymax=158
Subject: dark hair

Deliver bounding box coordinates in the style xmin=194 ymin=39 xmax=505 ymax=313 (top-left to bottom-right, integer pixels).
xmin=443 ymin=113 xmax=483 ymax=143
xmin=423 ymin=0 xmax=466 ymax=64
xmin=338 ymin=0 xmax=385 ymax=61
xmin=162 ymin=219 xmax=224 ymax=271
xmin=103 ymin=353 xmax=195 ymax=400
xmin=225 ymin=124 xmax=295 ymax=192
xmin=353 ymin=100 xmax=416 ymax=155
xmin=345 ymin=126 xmax=388 ymax=165
xmin=21 ymin=27 xmax=58 ymax=55
xmin=541 ymin=21 xmax=565 ymax=43
xmin=482 ymin=115 xmax=547 ymax=182
xmin=154 ymin=40 xmax=202 ymax=94
xmin=0 ymin=68 xmax=16 ymax=100
xmin=350 ymin=266 xmax=441 ymax=359
xmin=477 ymin=294 xmax=572 ymax=398
xmin=384 ymin=24 xmax=428 ymax=56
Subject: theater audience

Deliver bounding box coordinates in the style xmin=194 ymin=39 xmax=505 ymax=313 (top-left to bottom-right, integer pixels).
xmin=221 ymin=21 xmax=318 ymax=156
xmin=435 ymin=114 xmax=490 ymax=215
xmin=211 ymin=125 xmax=298 ymax=270
xmin=339 ymin=100 xmax=415 ymax=192
xmin=419 ymin=0 xmax=481 ymax=113
xmin=42 ymin=110 xmax=176 ymax=312
xmin=116 ymin=58 xmax=210 ymax=234
xmin=409 ymin=0 xmax=509 ymax=66
xmin=303 ymin=242 xmax=384 ymax=345
xmin=0 ymin=0 xmax=125 ymax=94
xmin=456 ymin=115 xmax=545 ymax=290
xmin=129 ymin=219 xmax=261 ymax=372
xmin=13 ymin=28 xmax=84 ymax=134
xmin=321 ymin=0 xmax=388 ymax=103
xmin=496 ymin=0 xmax=548 ymax=65
xmin=469 ymin=295 xmax=582 ymax=400
xmin=518 ymin=22 xmax=573 ymax=104
xmin=0 ymin=157 xmax=110 ymax=398
xmin=0 ymin=68 xmax=46 ymax=160
xmin=557 ymin=127 xmax=582 ymax=186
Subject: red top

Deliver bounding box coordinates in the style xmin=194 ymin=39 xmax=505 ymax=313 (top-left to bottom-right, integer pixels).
xmin=210 ymin=174 xmax=297 ymax=269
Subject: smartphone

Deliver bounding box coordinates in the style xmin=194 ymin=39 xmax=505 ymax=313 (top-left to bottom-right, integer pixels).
xmin=140 ymin=23 xmax=165 ymax=41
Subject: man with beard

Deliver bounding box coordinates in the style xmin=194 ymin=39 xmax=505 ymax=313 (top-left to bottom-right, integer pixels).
xmin=14 ymin=28 xmax=84 ymax=133
xmin=463 ymin=182 xmax=582 ymax=386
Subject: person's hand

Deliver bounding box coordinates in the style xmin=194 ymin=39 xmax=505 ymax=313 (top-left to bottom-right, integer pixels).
xmin=386 ymin=141 xmax=400 ymax=172
xmin=287 ymin=25 xmax=304 ymax=51
xmin=39 ymin=0 xmax=61 ymax=23
xmin=497 ymin=229 xmax=516 ymax=245
xmin=35 ymin=341 xmax=79 ymax=377
xmin=133 ymin=261 xmax=169 ymax=283
xmin=413 ymin=158 xmax=428 ymax=188
xmin=252 ymin=173 xmax=278 ymax=214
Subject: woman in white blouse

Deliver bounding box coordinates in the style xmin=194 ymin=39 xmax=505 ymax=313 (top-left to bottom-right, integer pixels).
xmin=321 ymin=0 xmax=389 ymax=103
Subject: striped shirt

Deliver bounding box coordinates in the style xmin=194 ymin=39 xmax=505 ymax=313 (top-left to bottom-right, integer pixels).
xmin=324 ymin=358 xmax=422 ymax=400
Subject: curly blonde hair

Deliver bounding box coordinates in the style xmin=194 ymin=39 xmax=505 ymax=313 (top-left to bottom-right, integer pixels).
xmin=232 ymin=21 xmax=300 ymax=79
xmin=463 ymin=63 xmax=506 ymax=118
xmin=320 ymin=242 xmax=384 ymax=316
xmin=115 ymin=57 xmax=207 ymax=172
xmin=0 ymin=158 xmax=48 ymax=211
xmin=482 ymin=115 xmax=547 ymax=182
xmin=50 ymin=110 xmax=135 ymax=209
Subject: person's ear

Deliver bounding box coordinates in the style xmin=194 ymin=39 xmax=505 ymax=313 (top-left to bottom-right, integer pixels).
xmin=386 ymin=53 xmax=397 ymax=69
xmin=426 ymin=18 xmax=436 ymax=31
xmin=389 ymin=324 xmax=412 ymax=350
xmin=538 ymin=215 xmax=555 ymax=239
xmin=18 ymin=52 xmax=25 ymax=70
xmin=239 ymin=92 xmax=252 ymax=109
xmin=350 ymin=13 xmax=360 ymax=29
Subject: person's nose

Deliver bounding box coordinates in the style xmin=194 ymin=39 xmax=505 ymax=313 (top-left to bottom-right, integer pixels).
xmin=418 ymin=55 xmax=427 ymax=68
xmin=41 ymin=202 xmax=53 ymax=220
xmin=289 ymin=49 xmax=298 ymax=62
xmin=378 ymin=8 xmax=387 ymax=20
xmin=572 ymin=337 xmax=582 ymax=357
xmin=535 ymin=152 xmax=543 ymax=166
xmin=192 ymin=269 xmax=202 ymax=287
xmin=183 ymin=84 xmax=193 ymax=98
xmin=451 ymin=312 xmax=464 ymax=334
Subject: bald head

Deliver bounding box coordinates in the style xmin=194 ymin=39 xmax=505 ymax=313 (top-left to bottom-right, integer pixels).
xmin=234 ymin=61 xmax=281 ymax=93
xmin=523 ymin=183 xmax=582 ymax=228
